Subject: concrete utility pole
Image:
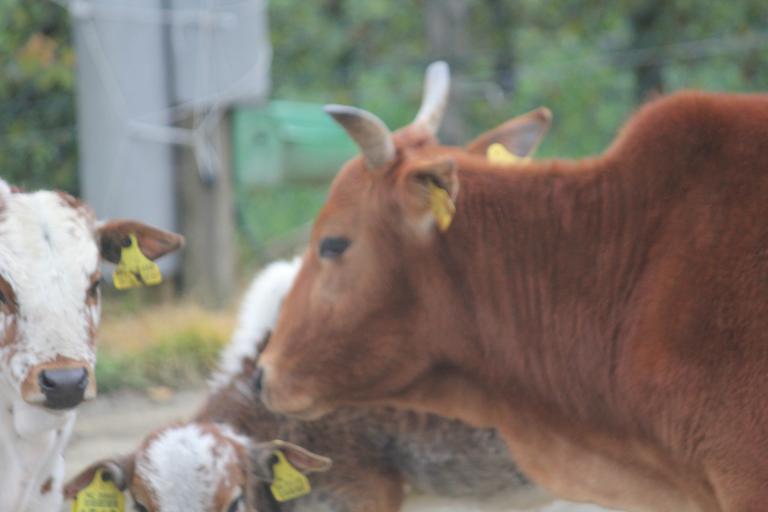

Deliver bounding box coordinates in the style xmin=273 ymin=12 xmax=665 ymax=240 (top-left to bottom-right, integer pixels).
xmin=175 ymin=110 xmax=236 ymax=308
xmin=74 ymin=0 xmax=270 ymax=306
xmin=159 ymin=0 xmax=236 ymax=309
xmin=485 ymin=0 xmax=517 ymax=95
xmin=630 ymin=0 xmax=667 ymax=103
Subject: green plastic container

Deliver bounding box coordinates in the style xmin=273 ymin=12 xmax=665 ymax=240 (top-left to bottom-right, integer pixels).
xmin=232 ymin=100 xmax=358 ymax=186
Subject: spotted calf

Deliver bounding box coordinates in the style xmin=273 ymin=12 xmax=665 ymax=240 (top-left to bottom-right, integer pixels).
xmin=0 ymin=180 xmax=183 ymax=512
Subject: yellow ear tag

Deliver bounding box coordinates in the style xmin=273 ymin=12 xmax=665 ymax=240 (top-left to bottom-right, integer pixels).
xmin=270 ymin=450 xmax=312 ymax=502
xmin=71 ymin=468 xmax=125 ymax=512
xmin=427 ymin=181 xmax=455 ymax=232
xmin=113 ymin=234 xmax=163 ymax=290
xmin=487 ymin=143 xmax=530 ymax=165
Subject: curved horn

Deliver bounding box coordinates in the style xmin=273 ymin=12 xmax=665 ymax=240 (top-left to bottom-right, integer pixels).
xmin=413 ymin=61 xmax=450 ymax=135
xmin=324 ymin=105 xmax=395 ymax=170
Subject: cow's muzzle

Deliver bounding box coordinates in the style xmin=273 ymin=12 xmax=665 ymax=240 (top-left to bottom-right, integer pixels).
xmin=39 ymin=367 xmax=89 ymax=410
xmin=21 ymin=360 xmax=97 ymax=410
xmin=254 ymin=363 xmax=330 ymax=420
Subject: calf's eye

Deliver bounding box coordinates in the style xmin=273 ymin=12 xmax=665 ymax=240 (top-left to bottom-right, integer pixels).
xmin=0 ymin=276 xmax=16 ymax=315
xmin=87 ymin=279 xmax=102 ymax=300
xmin=226 ymin=495 xmax=244 ymax=512
xmin=319 ymin=237 xmax=350 ymax=259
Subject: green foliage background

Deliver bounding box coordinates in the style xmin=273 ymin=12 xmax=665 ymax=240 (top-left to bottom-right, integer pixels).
xmin=1 ymin=0 xmax=767 ymax=212
xmin=0 ymin=1 xmax=77 ymax=192
xmin=270 ymin=0 xmax=768 ymax=159
xmin=2 ymin=0 xmax=766 ymax=389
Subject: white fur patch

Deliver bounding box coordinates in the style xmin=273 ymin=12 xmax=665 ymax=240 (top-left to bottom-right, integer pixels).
xmin=211 ymin=257 xmax=301 ymax=389
xmin=0 ymin=191 xmax=99 ymax=391
xmin=137 ymin=423 xmax=248 ymax=512
xmin=0 ymin=395 xmax=75 ymax=511
xmin=0 ymin=190 xmax=99 ymax=512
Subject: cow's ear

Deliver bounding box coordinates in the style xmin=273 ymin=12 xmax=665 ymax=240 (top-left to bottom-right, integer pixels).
xmin=400 ymin=157 xmax=458 ymax=235
xmin=250 ymin=441 xmax=332 ymax=482
xmin=97 ymin=220 xmax=184 ymax=264
xmin=466 ymin=106 xmax=552 ymax=159
xmin=64 ymin=455 xmax=135 ymax=499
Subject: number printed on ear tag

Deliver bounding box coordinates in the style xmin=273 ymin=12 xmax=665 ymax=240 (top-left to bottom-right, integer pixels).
xmin=71 ymin=468 xmax=125 ymax=512
xmin=113 ymin=234 xmax=163 ymax=290
xmin=270 ymin=450 xmax=312 ymax=502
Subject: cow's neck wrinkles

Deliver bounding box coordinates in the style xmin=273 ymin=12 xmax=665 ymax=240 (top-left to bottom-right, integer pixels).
xmin=410 ymin=151 xmax=671 ymax=430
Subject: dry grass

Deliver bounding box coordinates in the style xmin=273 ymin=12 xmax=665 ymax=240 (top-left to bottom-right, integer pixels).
xmin=95 ymin=302 xmax=237 ymax=392
xmin=98 ymin=302 xmax=235 ymax=353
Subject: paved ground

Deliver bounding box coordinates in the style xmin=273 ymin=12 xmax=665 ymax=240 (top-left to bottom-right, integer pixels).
xmin=64 ymin=388 xmax=205 ymax=480
xmin=63 ymin=389 xmax=617 ymax=512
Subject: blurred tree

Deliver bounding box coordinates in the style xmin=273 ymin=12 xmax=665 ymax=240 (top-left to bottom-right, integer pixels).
xmin=0 ymin=1 xmax=77 ymax=192
xmin=484 ymin=0 xmax=518 ymax=94
xmin=629 ymin=0 xmax=667 ymax=101
xmin=1 ymin=0 xmax=766 ymax=199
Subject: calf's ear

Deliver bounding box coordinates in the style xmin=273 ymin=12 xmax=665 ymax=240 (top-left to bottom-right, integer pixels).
xmin=466 ymin=106 xmax=552 ymax=159
xmin=97 ymin=220 xmax=185 ymax=264
xmin=64 ymin=455 xmax=135 ymax=499
xmin=399 ymin=156 xmax=459 ymax=235
xmin=250 ymin=440 xmax=332 ymax=482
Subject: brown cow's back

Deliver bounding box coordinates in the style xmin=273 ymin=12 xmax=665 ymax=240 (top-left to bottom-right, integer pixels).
xmin=434 ymin=92 xmax=768 ymax=511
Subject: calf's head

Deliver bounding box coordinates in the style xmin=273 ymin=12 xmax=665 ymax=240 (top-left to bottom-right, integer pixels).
xmin=65 ymin=423 xmax=331 ymax=512
xmin=256 ymin=62 xmax=551 ymax=419
xmin=0 ymin=181 xmax=182 ymax=412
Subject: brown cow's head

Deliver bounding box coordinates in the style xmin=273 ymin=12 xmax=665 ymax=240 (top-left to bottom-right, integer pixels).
xmin=64 ymin=423 xmax=331 ymax=512
xmin=0 ymin=181 xmax=183 ymax=426
xmin=256 ymin=62 xmax=550 ymax=419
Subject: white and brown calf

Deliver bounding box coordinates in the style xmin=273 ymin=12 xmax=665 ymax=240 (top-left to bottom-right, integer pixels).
xmin=0 ymin=179 xmax=183 ymax=512
xmin=64 ymin=420 xmax=331 ymax=512
xmin=66 ymin=259 xmax=545 ymax=512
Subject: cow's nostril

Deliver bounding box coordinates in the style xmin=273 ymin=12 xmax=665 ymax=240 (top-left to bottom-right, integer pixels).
xmin=38 ymin=368 xmax=89 ymax=410
xmin=253 ymin=366 xmax=264 ymax=394
xmin=39 ymin=371 xmax=56 ymax=391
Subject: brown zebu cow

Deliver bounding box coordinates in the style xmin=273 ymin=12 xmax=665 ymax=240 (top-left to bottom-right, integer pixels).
xmin=66 ymin=258 xmax=547 ymax=512
xmin=256 ymin=61 xmax=768 ymax=512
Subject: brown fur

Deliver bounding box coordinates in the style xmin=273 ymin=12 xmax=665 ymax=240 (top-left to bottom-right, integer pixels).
xmin=0 ymin=274 xmax=18 ymax=348
xmin=199 ymin=368 xmax=530 ymax=512
xmin=66 ymin=365 xmax=531 ymax=512
xmin=258 ymin=91 xmax=768 ymax=512
xmin=40 ymin=477 xmax=53 ymax=495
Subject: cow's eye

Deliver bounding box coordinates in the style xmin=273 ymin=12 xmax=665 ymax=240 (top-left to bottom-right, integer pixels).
xmin=87 ymin=279 xmax=101 ymax=300
xmin=226 ymin=494 xmax=244 ymax=512
xmin=319 ymin=237 xmax=350 ymax=259
xmin=133 ymin=503 xmax=149 ymax=512
xmin=0 ymin=278 xmax=16 ymax=313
